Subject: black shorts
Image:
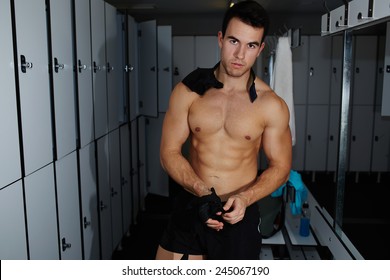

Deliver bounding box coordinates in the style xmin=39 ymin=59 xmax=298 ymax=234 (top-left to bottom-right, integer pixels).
xmin=159 ymin=188 xmax=262 ymax=260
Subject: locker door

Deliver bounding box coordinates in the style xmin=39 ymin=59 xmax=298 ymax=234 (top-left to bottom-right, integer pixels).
xmin=382 ymin=23 xmax=390 ymax=116
xmin=292 ymin=36 xmax=309 ymax=105
xmin=24 ymin=164 xmax=59 ymax=259
xmin=0 ymin=181 xmax=27 ymax=259
xmin=74 ymin=0 xmax=94 ymax=148
xmin=0 ymin=0 xmax=21 ymax=187
xmin=139 ymin=20 xmax=158 ymax=117
xmin=49 ymin=0 xmax=77 ymax=159
xmin=14 ymin=0 xmax=53 ymax=175
xmin=307 ymin=36 xmax=332 ymax=105
xmin=349 ymin=106 xmax=375 ymax=171
xmin=327 ymin=105 xmax=341 ymax=172
xmin=195 ymin=36 xmax=219 ymax=68
xmin=130 ymin=119 xmax=140 ymax=223
xmin=55 ymin=151 xmax=82 ymax=259
xmin=353 ymin=36 xmax=377 ymax=106
xmin=79 ymin=142 xmax=100 ymax=260
xmin=105 ymin=3 xmax=124 ymax=132
xmin=91 ymin=0 xmax=108 ymax=138
xmin=138 ymin=116 xmax=147 ymax=211
xmin=120 ymin=124 xmax=132 ymax=233
xmin=158 ymin=25 xmax=172 ymax=113
xmin=108 ymin=129 xmax=123 ymax=249
xmin=305 ymin=105 xmax=329 ymax=171
xmin=330 ymin=36 xmax=343 ymax=105
xmin=128 ymin=15 xmax=139 ymax=121
xmin=146 ymin=115 xmax=169 ymax=196
xmin=291 ymin=104 xmax=306 ymax=171
xmin=371 ymin=107 xmax=390 ymax=172
xmin=173 ymin=36 xmax=195 ymax=86
xmin=96 ymin=135 xmax=113 ymax=259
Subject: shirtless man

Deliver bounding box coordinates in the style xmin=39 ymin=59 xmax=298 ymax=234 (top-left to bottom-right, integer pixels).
xmin=156 ymin=0 xmax=292 ymax=260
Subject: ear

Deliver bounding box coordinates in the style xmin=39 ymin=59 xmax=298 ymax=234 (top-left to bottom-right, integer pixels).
xmin=218 ymin=31 xmax=223 ymax=48
xmin=257 ymin=42 xmax=265 ymax=57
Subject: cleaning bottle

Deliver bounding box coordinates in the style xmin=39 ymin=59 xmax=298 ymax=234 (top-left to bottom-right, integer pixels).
xmin=299 ymin=201 xmax=311 ymax=237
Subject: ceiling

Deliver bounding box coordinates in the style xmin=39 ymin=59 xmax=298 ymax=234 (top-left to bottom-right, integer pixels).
xmin=105 ymin=0 xmax=348 ymax=18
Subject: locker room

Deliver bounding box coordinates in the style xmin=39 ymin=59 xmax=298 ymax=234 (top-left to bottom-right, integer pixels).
xmin=0 ymin=0 xmax=389 ymax=260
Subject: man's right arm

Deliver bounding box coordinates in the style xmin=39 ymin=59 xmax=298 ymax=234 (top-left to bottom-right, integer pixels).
xmin=160 ymin=83 xmax=211 ymax=197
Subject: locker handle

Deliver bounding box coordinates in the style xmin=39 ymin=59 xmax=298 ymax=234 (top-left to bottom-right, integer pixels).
xmin=107 ymin=62 xmax=114 ymax=73
xmin=54 ymin=57 xmax=64 ymax=73
xmin=375 ymin=136 xmax=379 ymax=142
xmin=78 ymin=60 xmax=87 ymax=73
xmin=333 ymin=67 xmax=337 ymax=74
xmin=174 ymin=67 xmax=179 ymax=76
xmin=125 ymin=64 xmax=134 ymax=72
xmin=357 ymin=13 xmax=373 ymax=21
xmin=330 ymin=135 xmax=334 ymax=141
xmin=308 ymin=135 xmax=311 ymax=141
xmin=264 ymin=67 xmax=269 ymax=76
xmin=356 ymin=67 xmax=360 ymax=74
xmin=21 ymin=55 xmax=33 ymax=73
xmin=386 ymin=65 xmax=390 ymax=73
xmin=62 ymin=238 xmax=72 ymax=252
xmin=121 ymin=177 xmax=128 ymax=186
xmin=83 ymin=217 xmax=91 ymax=229
xmin=93 ymin=61 xmax=101 ymax=73
xmin=309 ymin=67 xmax=314 ymax=76
xmin=111 ymin=188 xmax=118 ymax=197
xmin=352 ymin=135 xmax=356 ymax=141
xmin=163 ymin=67 xmax=170 ymax=72
xmin=100 ymin=201 xmax=107 ymax=211
xmin=150 ymin=66 xmax=156 ymax=72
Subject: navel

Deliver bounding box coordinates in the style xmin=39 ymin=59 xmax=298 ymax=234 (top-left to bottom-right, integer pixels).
xmin=245 ymin=135 xmax=251 ymax=141
xmin=195 ymin=127 xmax=201 ymax=132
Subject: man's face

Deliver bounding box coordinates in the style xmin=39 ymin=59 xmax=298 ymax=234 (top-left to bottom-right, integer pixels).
xmin=218 ymin=17 xmax=265 ymax=78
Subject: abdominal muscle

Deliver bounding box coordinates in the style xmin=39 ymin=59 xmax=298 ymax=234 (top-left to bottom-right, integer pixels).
xmin=189 ymin=135 xmax=259 ymax=200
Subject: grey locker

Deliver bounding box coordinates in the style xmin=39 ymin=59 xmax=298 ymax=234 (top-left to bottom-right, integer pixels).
xmin=371 ymin=107 xmax=390 ymax=172
xmin=0 ymin=181 xmax=27 ymax=259
xmin=330 ymin=36 xmax=343 ymax=105
xmin=173 ymin=36 xmax=195 ymax=86
xmin=307 ymin=36 xmax=332 ymax=105
xmin=195 ymin=36 xmax=219 ymax=68
xmin=305 ymin=105 xmax=329 ymax=171
xmin=0 ymin=0 xmax=22 ymax=188
xmin=349 ymin=105 xmax=375 ymax=172
xmin=108 ymin=129 xmax=123 ymax=249
xmin=382 ymin=23 xmax=390 ymax=116
xmin=74 ymin=0 xmax=95 ymax=148
xmin=128 ymin=15 xmax=139 ymax=121
xmin=91 ymin=0 xmax=108 ymax=138
xmin=55 ymin=151 xmax=82 ymax=259
xmin=158 ymin=25 xmax=172 ymax=113
xmin=79 ymin=142 xmax=100 ymax=260
xmin=14 ymin=0 xmax=53 ymax=175
xmin=139 ymin=20 xmax=158 ymax=117
xmin=130 ymin=119 xmax=140 ymax=223
xmin=106 ymin=3 xmax=125 ymax=132
xmin=292 ymin=36 xmax=309 ymax=105
xmin=120 ymin=124 xmax=132 ymax=233
xmin=291 ymin=104 xmax=306 ymax=171
xmin=138 ymin=117 xmax=147 ymax=211
xmin=96 ymin=135 xmax=113 ymax=259
xmin=327 ymin=105 xmax=341 ymax=172
xmin=49 ymin=0 xmax=77 ymax=159
xmin=24 ymin=164 xmax=59 ymax=259
xmin=146 ymin=115 xmax=169 ymax=197
xmin=352 ymin=36 xmax=377 ymax=106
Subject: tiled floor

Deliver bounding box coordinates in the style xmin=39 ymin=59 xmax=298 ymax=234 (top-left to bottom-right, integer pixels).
xmin=113 ymin=171 xmax=390 ymax=260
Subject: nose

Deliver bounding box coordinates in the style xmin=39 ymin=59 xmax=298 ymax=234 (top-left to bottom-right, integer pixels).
xmin=234 ymin=44 xmax=245 ymax=59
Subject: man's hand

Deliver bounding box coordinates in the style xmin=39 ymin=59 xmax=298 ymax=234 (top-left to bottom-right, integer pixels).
xmin=221 ymin=194 xmax=247 ymax=225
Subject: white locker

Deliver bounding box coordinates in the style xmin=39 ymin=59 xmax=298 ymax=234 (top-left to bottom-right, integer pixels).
xmin=158 ymin=25 xmax=172 ymax=113
xmin=24 ymin=164 xmax=59 ymax=259
xmin=91 ymin=0 xmax=108 ymax=138
xmin=307 ymin=36 xmax=332 ymax=105
xmin=14 ymin=0 xmax=53 ymax=175
xmin=55 ymin=151 xmax=82 ymax=259
xmin=139 ymin=20 xmax=158 ymax=117
xmin=146 ymin=115 xmax=169 ymax=196
xmin=173 ymin=36 xmax=195 ymax=87
xmin=74 ymin=0 xmax=94 ymax=148
xmin=327 ymin=105 xmax=341 ymax=172
xmin=371 ymin=107 xmax=390 ymax=172
xmin=305 ymin=105 xmax=329 ymax=171
xmin=292 ymin=36 xmax=309 ymax=105
xmin=130 ymin=119 xmax=140 ymax=223
xmin=108 ymin=129 xmax=123 ymax=249
xmin=49 ymin=0 xmax=77 ymax=159
xmin=96 ymin=135 xmax=113 ymax=259
xmin=0 ymin=181 xmax=27 ymax=259
xmin=349 ymin=106 xmax=375 ymax=171
xmin=353 ymin=36 xmax=377 ymax=106
xmin=79 ymin=142 xmax=100 ymax=260
xmin=120 ymin=124 xmax=132 ymax=233
xmin=128 ymin=15 xmax=139 ymax=121
xmin=0 ymin=0 xmax=22 ymax=187
xmin=195 ymin=36 xmax=219 ymax=68
xmin=105 ymin=3 xmax=124 ymax=132
xmin=291 ymin=104 xmax=306 ymax=171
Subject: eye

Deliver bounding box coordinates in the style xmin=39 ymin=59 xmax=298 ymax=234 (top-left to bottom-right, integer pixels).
xmin=229 ymin=39 xmax=238 ymax=45
xmin=248 ymin=43 xmax=258 ymax=49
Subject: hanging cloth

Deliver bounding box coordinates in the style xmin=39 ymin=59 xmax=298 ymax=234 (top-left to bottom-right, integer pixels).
xmin=271 ymin=37 xmax=296 ymax=146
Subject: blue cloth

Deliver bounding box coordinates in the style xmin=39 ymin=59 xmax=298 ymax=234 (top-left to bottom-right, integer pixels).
xmin=271 ymin=170 xmax=308 ymax=215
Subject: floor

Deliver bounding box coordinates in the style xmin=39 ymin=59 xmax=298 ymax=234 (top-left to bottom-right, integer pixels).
xmin=112 ymin=171 xmax=390 ymax=260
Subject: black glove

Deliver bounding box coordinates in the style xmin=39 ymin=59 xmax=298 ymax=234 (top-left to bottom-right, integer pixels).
xmin=198 ymin=188 xmax=225 ymax=223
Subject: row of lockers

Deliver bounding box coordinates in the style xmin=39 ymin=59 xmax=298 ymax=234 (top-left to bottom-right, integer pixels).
xmin=0 ymin=0 xmax=152 ymax=259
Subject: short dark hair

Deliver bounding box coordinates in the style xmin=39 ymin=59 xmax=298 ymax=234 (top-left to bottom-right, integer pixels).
xmin=221 ymin=0 xmax=269 ymax=41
